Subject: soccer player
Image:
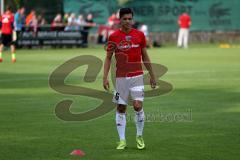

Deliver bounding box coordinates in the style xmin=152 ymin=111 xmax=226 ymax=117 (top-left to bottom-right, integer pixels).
xmin=103 ymin=8 xmax=156 ymax=150
xmin=177 ymin=12 xmax=191 ymax=49
xmin=0 ymin=6 xmax=16 ymax=63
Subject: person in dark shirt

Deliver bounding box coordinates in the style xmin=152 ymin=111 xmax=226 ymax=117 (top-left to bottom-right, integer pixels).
xmin=82 ymin=13 xmax=96 ymax=47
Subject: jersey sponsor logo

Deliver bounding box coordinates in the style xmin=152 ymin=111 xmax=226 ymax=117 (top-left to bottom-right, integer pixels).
xmin=118 ymin=44 xmax=140 ymax=50
xmin=117 ymin=40 xmax=140 ymax=51
xmin=131 ymin=44 xmax=140 ymax=48
xmin=105 ymin=40 xmax=140 ymax=52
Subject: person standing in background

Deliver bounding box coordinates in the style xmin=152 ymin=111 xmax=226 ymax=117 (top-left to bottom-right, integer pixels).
xmin=177 ymin=12 xmax=191 ymax=49
xmin=14 ymin=7 xmax=25 ymax=47
xmin=14 ymin=7 xmax=25 ymax=32
xmin=82 ymin=13 xmax=96 ymax=47
xmin=139 ymin=23 xmax=152 ymax=48
xmin=0 ymin=6 xmax=16 ymax=63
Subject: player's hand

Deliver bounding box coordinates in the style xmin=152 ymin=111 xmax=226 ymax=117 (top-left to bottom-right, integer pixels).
xmin=103 ymin=78 xmax=110 ymax=91
xmin=150 ymin=76 xmax=157 ymax=89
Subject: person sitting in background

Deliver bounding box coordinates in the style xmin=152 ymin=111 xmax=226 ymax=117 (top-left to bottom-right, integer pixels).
xmin=108 ymin=13 xmax=116 ymax=27
xmin=63 ymin=13 xmax=69 ymax=26
xmin=14 ymin=7 xmax=25 ymax=47
xmin=107 ymin=11 xmax=120 ymax=39
xmin=51 ymin=13 xmax=64 ymax=31
xmin=37 ymin=14 xmax=47 ymax=27
xmin=26 ymin=10 xmax=35 ymax=26
xmin=76 ymin=14 xmax=85 ymax=31
xmin=29 ymin=14 xmax=38 ymax=35
xmin=65 ymin=13 xmax=78 ymax=31
xmin=108 ymin=12 xmax=120 ymax=30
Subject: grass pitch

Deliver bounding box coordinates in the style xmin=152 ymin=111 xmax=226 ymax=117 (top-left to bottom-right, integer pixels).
xmin=0 ymin=45 xmax=239 ymax=160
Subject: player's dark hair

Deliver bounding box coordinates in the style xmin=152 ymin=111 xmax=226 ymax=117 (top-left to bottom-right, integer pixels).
xmin=119 ymin=8 xmax=133 ymax=18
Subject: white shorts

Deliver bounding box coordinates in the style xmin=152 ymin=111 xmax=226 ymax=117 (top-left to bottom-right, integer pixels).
xmin=113 ymin=75 xmax=144 ymax=105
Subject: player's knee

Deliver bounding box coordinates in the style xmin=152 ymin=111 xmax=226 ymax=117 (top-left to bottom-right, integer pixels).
xmin=133 ymin=101 xmax=142 ymax=111
xmin=117 ymin=104 xmax=126 ymax=113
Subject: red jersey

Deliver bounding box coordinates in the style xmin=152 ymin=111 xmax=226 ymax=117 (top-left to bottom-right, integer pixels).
xmin=108 ymin=28 xmax=146 ymax=77
xmin=179 ymin=13 xmax=191 ymax=29
xmin=0 ymin=12 xmax=14 ymax=34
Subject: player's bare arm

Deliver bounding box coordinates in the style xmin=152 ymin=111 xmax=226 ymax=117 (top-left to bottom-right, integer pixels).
xmin=142 ymin=47 xmax=156 ymax=89
xmin=103 ymin=51 xmax=113 ymax=91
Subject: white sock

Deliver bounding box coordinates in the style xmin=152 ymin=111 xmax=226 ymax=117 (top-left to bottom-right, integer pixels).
xmin=116 ymin=112 xmax=126 ymax=140
xmin=135 ymin=109 xmax=145 ymax=136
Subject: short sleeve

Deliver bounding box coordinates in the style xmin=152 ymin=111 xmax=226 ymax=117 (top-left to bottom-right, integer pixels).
xmin=106 ymin=34 xmax=116 ymax=53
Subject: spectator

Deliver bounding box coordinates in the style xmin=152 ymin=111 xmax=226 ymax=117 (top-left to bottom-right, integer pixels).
xmin=14 ymin=7 xmax=25 ymax=32
xmin=29 ymin=14 xmax=38 ymax=35
xmin=82 ymin=13 xmax=96 ymax=46
xmin=37 ymin=14 xmax=47 ymax=27
xmin=108 ymin=13 xmax=117 ymax=27
xmin=26 ymin=10 xmax=36 ymax=26
xmin=51 ymin=13 xmax=64 ymax=31
xmin=108 ymin=12 xmax=120 ymax=29
xmin=63 ymin=13 xmax=69 ymax=25
xmin=139 ymin=23 xmax=152 ymax=48
xmin=177 ymin=12 xmax=191 ymax=48
xmin=76 ymin=14 xmax=85 ymax=30
xmin=65 ymin=13 xmax=77 ymax=31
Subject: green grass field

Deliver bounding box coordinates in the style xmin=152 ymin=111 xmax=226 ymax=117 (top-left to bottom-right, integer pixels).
xmin=0 ymin=45 xmax=240 ymax=160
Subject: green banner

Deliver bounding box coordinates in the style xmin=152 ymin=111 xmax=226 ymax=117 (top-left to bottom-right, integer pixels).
xmin=64 ymin=0 xmax=240 ymax=32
